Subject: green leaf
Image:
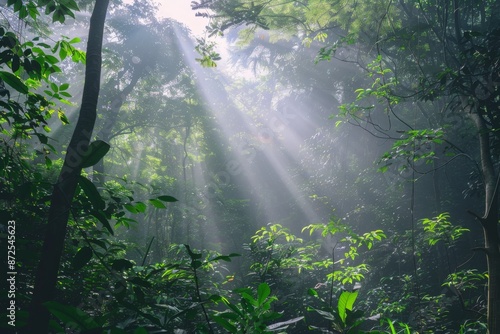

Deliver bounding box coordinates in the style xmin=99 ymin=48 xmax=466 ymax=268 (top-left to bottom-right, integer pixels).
xmin=80 ymin=140 xmax=110 ymax=168
xmin=78 ymin=176 xmax=105 ymax=211
xmin=213 ymin=315 xmax=238 ymax=332
xmin=158 ymin=195 xmax=178 ymax=202
xmin=124 ymin=203 xmax=138 ymax=213
xmin=12 ymin=55 xmax=20 ymax=72
xmin=52 ymin=9 xmax=64 ymax=23
xmin=44 ymin=54 xmax=59 ymax=64
xmin=225 ymin=300 xmax=244 ymax=317
xmin=0 ymin=71 xmax=28 ymax=94
xmin=72 ymin=246 xmax=93 ymax=271
xmin=338 ymin=290 xmax=358 ymax=324
xmin=134 ymin=201 xmax=147 ymax=213
xmin=257 ymin=283 xmax=271 ymax=306
xmin=91 ymin=210 xmax=114 ymax=235
xmin=69 ymin=37 xmax=81 ymax=44
xmin=59 ymin=45 xmax=67 ymax=60
xmin=148 ymin=198 xmax=166 ymax=209
xmin=59 ymin=0 xmax=79 ymax=11
xmin=58 ymin=110 xmax=70 ymax=124
xmin=307 ymin=288 xmax=318 ymax=297
xmin=13 ymin=0 xmax=22 ymax=12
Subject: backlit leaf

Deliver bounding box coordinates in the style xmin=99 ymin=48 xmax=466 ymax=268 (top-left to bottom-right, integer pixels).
xmin=149 ymin=198 xmax=166 ymax=209
xmin=0 ymin=71 xmax=28 ymax=94
xmin=257 ymin=283 xmax=271 ymax=306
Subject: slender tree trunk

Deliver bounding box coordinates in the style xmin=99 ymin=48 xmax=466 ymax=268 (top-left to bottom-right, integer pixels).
xmin=25 ymin=1 xmax=109 ymax=332
xmin=469 ymin=109 xmax=500 ymax=334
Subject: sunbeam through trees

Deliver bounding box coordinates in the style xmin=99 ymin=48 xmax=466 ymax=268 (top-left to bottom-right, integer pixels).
xmin=1 ymin=0 xmax=499 ymax=333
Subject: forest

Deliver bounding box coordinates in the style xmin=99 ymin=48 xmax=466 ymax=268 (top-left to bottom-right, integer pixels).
xmin=1 ymin=0 xmax=499 ymax=333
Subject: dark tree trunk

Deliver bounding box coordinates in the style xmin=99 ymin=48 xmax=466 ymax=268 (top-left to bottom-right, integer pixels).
xmin=25 ymin=1 xmax=110 ymax=332
xmin=470 ymin=109 xmax=500 ymax=333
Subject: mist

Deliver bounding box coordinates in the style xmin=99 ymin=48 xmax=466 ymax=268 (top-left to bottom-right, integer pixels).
xmin=1 ymin=0 xmax=494 ymax=333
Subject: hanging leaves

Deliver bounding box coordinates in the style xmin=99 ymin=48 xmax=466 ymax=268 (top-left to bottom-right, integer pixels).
xmin=80 ymin=140 xmax=110 ymax=168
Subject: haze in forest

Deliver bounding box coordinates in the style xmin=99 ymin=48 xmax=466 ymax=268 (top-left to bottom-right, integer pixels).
xmin=1 ymin=0 xmax=498 ymax=333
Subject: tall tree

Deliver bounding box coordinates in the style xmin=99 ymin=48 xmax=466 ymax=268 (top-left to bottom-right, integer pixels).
xmin=26 ymin=0 xmax=110 ymax=332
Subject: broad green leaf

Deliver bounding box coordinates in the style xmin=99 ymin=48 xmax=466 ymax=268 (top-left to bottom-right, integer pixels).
xmin=257 ymin=283 xmax=271 ymax=306
xmin=0 ymin=71 xmax=28 ymax=94
xmin=45 ymin=55 xmax=59 ymax=64
xmin=124 ymin=203 xmax=138 ymax=213
xmin=149 ymin=198 xmax=166 ymax=209
xmin=134 ymin=201 xmax=147 ymax=213
xmin=212 ymin=315 xmax=238 ymax=332
xmin=225 ymin=301 xmax=244 ymax=317
xmin=91 ymin=210 xmax=114 ymax=235
xmin=52 ymin=10 xmax=63 ymax=23
xmin=158 ymin=195 xmax=178 ymax=202
xmin=80 ymin=140 xmax=110 ymax=168
xmin=78 ymin=176 xmax=105 ymax=211
xmin=59 ymin=0 xmax=79 ymax=11
xmin=71 ymin=246 xmax=92 ymax=271
xmin=69 ymin=37 xmax=81 ymax=44
xmin=338 ymin=290 xmax=358 ymax=324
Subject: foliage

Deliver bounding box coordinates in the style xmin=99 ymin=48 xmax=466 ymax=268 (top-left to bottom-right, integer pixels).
xmin=1 ymin=0 xmax=498 ymax=332
xmin=212 ymin=283 xmax=291 ymax=333
xmin=303 ymin=217 xmax=386 ymax=285
xmin=195 ymin=38 xmax=221 ymax=68
xmin=421 ymin=212 xmax=470 ymax=247
xmin=308 ymin=288 xmax=413 ymax=334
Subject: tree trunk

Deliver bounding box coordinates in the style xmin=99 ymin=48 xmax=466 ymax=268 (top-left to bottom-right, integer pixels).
xmin=26 ymin=1 xmax=109 ymax=332
xmin=470 ymin=109 xmax=500 ymax=333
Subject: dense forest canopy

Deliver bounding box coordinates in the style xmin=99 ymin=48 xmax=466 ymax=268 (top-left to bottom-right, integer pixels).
xmin=1 ymin=0 xmax=499 ymax=333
